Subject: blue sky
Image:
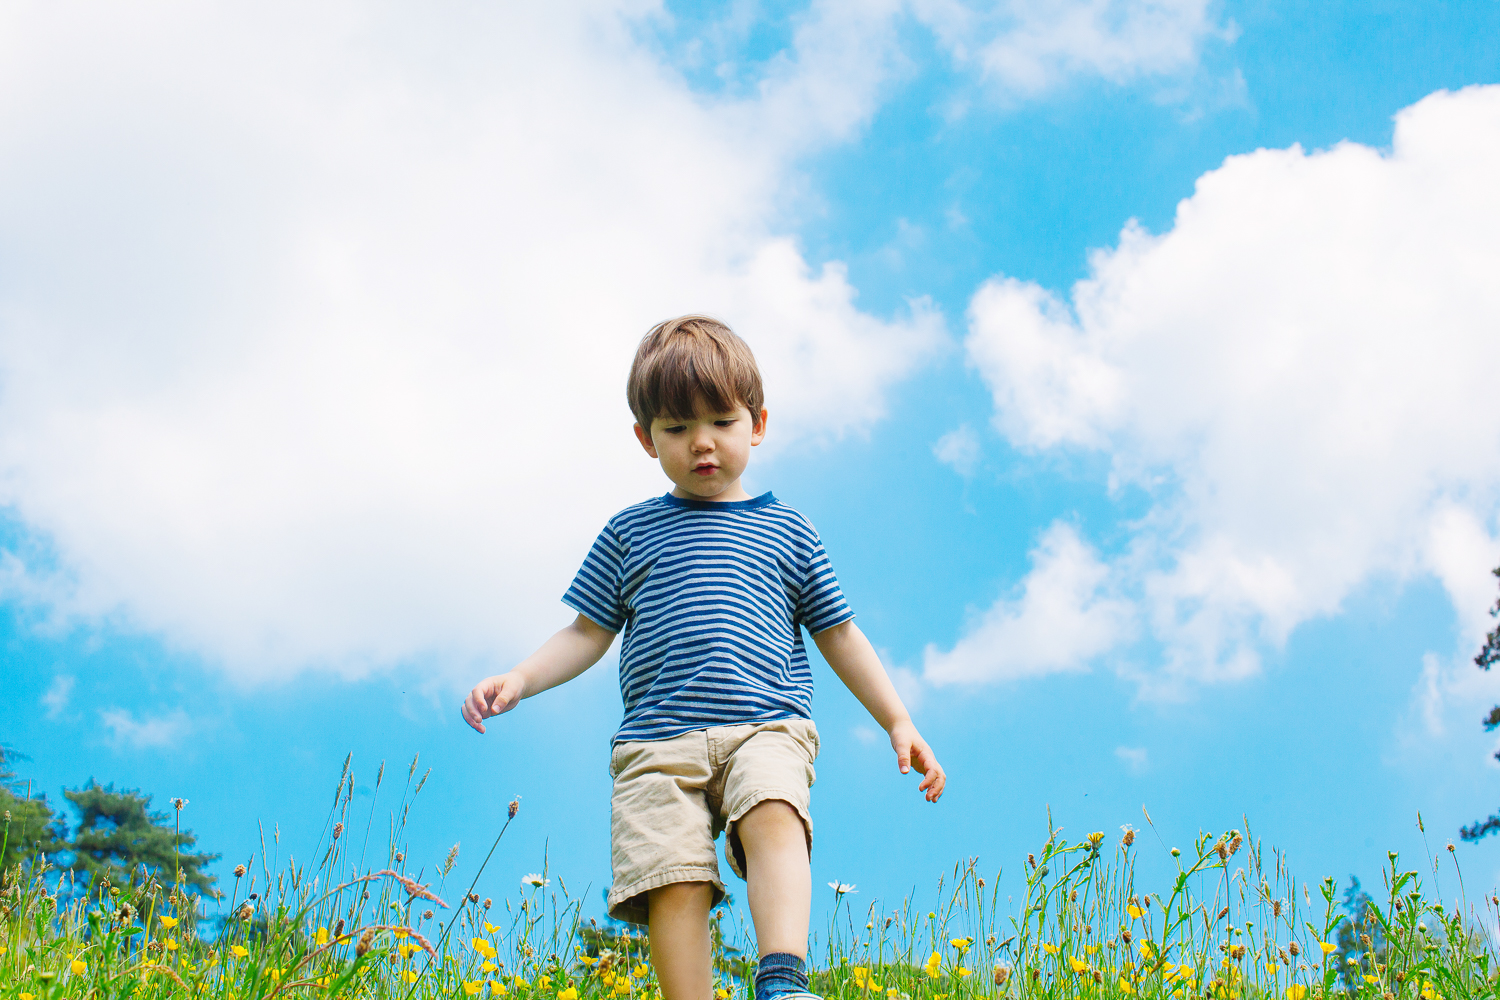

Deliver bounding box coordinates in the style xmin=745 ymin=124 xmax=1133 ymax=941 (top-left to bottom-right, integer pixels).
xmin=2 ymin=0 xmax=1500 ymax=950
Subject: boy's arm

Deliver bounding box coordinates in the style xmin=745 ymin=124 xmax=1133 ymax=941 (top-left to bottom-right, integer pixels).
xmin=813 ymin=619 xmax=946 ymax=802
xmin=461 ymin=613 xmax=617 ymax=734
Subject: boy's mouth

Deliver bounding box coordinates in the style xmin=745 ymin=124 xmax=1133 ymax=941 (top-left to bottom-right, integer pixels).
xmin=692 ymin=463 xmax=718 ymax=476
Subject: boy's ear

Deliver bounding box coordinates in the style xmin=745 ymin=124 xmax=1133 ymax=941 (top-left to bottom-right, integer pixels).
xmin=633 ymin=422 xmax=659 ymax=458
xmin=750 ymin=407 xmax=768 ymax=446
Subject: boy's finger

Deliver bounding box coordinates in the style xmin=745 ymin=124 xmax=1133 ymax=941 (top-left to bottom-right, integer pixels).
xmin=896 ymin=748 xmax=911 ymax=774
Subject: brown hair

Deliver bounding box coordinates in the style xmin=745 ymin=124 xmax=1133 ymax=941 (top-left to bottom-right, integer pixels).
xmin=627 ymin=315 xmax=764 ymax=430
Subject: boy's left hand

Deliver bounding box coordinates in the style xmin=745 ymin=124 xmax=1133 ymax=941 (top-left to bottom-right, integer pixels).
xmin=889 ymin=719 xmax=945 ymax=802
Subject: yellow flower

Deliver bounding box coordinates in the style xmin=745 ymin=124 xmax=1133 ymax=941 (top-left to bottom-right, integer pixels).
xmin=464 ymin=982 xmax=484 ymax=996
xmin=317 ymin=927 xmax=330 ymax=946
xmin=579 ymin=955 xmax=598 ymax=968
xmin=20 ymin=994 xmax=35 ymax=1000
xmin=715 ymin=991 xmax=731 ymax=1000
xmin=1086 ymin=945 xmax=1099 ymax=956
xmin=230 ymin=945 xmax=249 ymax=958
xmin=925 ymin=951 xmax=942 ymax=977
xmin=399 ymin=944 xmax=421 ymax=959
xmin=483 ymin=962 xmax=499 ymax=973
xmin=1286 ymin=986 xmax=1307 ymax=1000
xmin=1118 ymin=979 xmax=1135 ymax=995
xmin=515 ymin=977 xmax=531 ymax=990
xmin=1266 ymin=963 xmax=1279 ymax=976
xmin=1140 ymin=942 xmax=1155 ymax=960
xmin=1172 ymin=991 xmax=1182 ymax=998
xmin=633 ymin=964 xmax=650 ymax=979
xmin=1178 ymin=964 xmax=1195 ymax=977
xmin=956 ymin=968 xmax=971 ymax=978
xmin=491 ymin=984 xmax=508 ymax=997
xmin=268 ymin=968 xmax=283 ymax=982
xmin=560 ymin=990 xmax=579 ymax=1000
xmin=166 ymin=939 xmax=179 ymax=952
xmin=614 ymin=981 xmax=630 ymax=996
xmin=394 ymin=928 xmax=411 ymax=938
xmin=71 ymin=959 xmax=88 ymax=975
xmin=1042 ymin=943 xmax=1060 ymax=956
xmin=538 ymin=977 xmax=553 ymax=989
xmin=159 ymin=915 xmax=179 ymax=929
xmin=473 ymin=939 xmax=499 ymax=960
xmin=403 ymin=970 xmax=420 ymax=984
xmin=485 ymin=922 xmax=501 ymax=934
xmin=1127 ymin=906 xmax=1143 ymax=919
xmin=950 ymin=937 xmax=972 ymax=952
xmin=1319 ymin=942 xmax=1336 ymax=956
xmin=1068 ymin=957 xmax=1089 ymax=975
xmin=1363 ymin=976 xmax=1378 ymax=985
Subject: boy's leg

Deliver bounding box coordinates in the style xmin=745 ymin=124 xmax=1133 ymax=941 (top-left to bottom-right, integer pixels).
xmin=647 ymin=881 xmax=714 ymax=1000
xmin=736 ymin=799 xmax=811 ymax=958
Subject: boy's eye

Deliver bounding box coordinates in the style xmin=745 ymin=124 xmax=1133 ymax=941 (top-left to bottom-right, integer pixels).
xmin=662 ymin=425 xmax=687 ymax=433
xmin=714 ymin=419 xmax=736 ymax=427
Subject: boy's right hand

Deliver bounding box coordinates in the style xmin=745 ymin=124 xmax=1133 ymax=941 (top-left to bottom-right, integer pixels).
xmin=461 ymin=672 xmax=526 ymax=734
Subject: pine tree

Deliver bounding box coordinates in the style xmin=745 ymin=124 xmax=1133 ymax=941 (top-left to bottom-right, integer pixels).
xmin=62 ymin=781 xmax=220 ymax=896
xmin=0 ymin=744 xmax=66 ymax=872
xmin=1462 ymin=565 xmax=1500 ymax=842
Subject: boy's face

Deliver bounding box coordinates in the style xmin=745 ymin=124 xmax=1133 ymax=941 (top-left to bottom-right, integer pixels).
xmin=634 ymin=398 xmax=768 ymax=502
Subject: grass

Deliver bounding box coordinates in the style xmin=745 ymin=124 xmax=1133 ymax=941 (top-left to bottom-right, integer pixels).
xmin=2 ymin=757 xmax=1495 ymax=1000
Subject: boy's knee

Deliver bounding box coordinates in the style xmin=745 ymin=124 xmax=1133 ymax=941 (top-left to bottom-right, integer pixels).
xmin=738 ymin=799 xmax=808 ymax=847
xmin=647 ymin=880 xmax=716 ymax=909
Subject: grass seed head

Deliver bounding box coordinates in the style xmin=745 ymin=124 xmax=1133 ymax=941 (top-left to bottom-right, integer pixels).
xmin=1288 ymin=943 xmax=1300 ymax=957
xmin=334 ymin=823 xmax=344 ymax=840
xmin=356 ymin=929 xmax=375 ymax=956
xmin=234 ymin=865 xmax=246 ymax=879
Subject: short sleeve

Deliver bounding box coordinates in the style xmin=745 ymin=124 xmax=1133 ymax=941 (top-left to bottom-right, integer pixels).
xmin=795 ymin=535 xmax=855 ymax=634
xmin=562 ymin=523 xmax=627 ymax=633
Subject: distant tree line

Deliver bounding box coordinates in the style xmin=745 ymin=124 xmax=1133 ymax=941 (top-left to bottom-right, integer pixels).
xmin=1463 ymin=563 xmax=1500 ymax=842
xmin=0 ymin=744 xmax=219 ymax=896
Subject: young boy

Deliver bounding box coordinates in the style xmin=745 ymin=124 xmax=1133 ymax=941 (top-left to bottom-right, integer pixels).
xmin=461 ymin=315 xmax=945 ymax=1000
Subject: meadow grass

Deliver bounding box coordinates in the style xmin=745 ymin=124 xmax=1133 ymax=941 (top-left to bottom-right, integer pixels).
xmin=2 ymin=757 xmax=1495 ymax=1000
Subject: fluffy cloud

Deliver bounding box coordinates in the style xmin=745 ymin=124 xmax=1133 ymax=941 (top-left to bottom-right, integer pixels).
xmin=0 ymin=1 xmax=944 ymax=681
xmin=99 ymin=708 xmax=193 ymax=750
xmin=947 ymin=85 xmax=1500 ymax=692
xmin=914 ymin=0 xmax=1224 ymax=95
xmin=923 ymin=522 xmax=1133 ymax=684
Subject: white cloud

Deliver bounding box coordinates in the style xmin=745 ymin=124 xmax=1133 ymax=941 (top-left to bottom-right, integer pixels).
xmin=923 ymin=521 xmax=1134 ymax=684
xmin=99 ymin=708 xmax=192 ymax=750
xmin=852 ymin=724 xmax=882 ymax=745
xmin=1115 ymin=745 xmax=1148 ymax=774
xmin=933 ymin=424 xmax=982 ymax=476
xmin=41 ymin=675 xmax=73 ymax=719
xmin=913 ymin=0 xmax=1226 ymax=96
xmin=961 ymin=85 xmax=1500 ymax=692
xmin=0 ymin=1 xmax=945 ymax=681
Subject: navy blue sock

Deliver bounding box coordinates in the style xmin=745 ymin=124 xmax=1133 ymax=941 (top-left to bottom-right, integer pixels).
xmin=754 ymin=953 xmax=808 ymax=1000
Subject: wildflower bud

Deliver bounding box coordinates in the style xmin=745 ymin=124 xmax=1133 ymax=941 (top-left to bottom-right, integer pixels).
xmin=363 ymin=890 xmax=370 ymax=900
xmin=509 ymin=799 xmax=520 ymax=820
xmin=422 ymin=909 xmax=434 ymax=920
xmin=468 ymin=893 xmax=480 ymax=904
xmin=1215 ymin=843 xmax=1228 ymax=861
xmin=977 ymin=878 xmax=984 ymax=889
xmin=485 ymin=898 xmax=493 ymax=910
xmin=1121 ymin=930 xmax=1132 ymax=945
xmin=1069 ymin=889 xmax=1077 ymax=902
xmin=356 ymin=929 xmax=375 ymax=956
xmin=1360 ymin=934 xmax=1371 ymax=948
xmin=1093 ymin=970 xmax=1102 ymax=984
xmin=1122 ymin=828 xmax=1135 ymax=847
xmin=993 ymin=966 xmax=1010 ymax=986
xmin=1088 ymin=832 xmax=1104 ymax=847
xmin=1446 ymin=842 xmax=1455 ymax=852
xmin=1027 ymin=854 xmax=1036 ymax=869
xmin=1273 ymin=900 xmax=1282 ymax=917
xmin=1142 ymin=897 xmax=1151 ymax=909
xmin=1288 ymin=943 xmax=1300 ymax=957
xmin=234 ymin=865 xmax=247 ymax=879
xmin=333 ymin=823 xmax=344 ymax=840
xmin=395 ymin=853 xmax=405 ymax=864
xmin=1395 ymin=972 xmax=1406 ymax=983
xmin=1170 ymin=848 xmax=1180 ymax=857
xmin=334 ymin=918 xmax=345 ymax=938
xmin=1228 ymin=834 xmax=1243 ymax=856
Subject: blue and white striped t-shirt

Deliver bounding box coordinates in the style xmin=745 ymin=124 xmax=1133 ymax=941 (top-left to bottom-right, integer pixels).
xmin=563 ymin=491 xmax=854 ymax=744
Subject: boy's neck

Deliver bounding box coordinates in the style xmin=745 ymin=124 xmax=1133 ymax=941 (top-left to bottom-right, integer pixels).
xmin=671 ymin=480 xmax=752 ymax=503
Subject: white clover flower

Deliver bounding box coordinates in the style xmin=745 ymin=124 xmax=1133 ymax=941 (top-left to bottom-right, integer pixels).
xmin=522 ymin=874 xmax=550 ymax=888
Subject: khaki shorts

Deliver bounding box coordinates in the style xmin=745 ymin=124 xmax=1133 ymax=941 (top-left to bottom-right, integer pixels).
xmin=605 ymin=718 xmax=819 ymax=926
